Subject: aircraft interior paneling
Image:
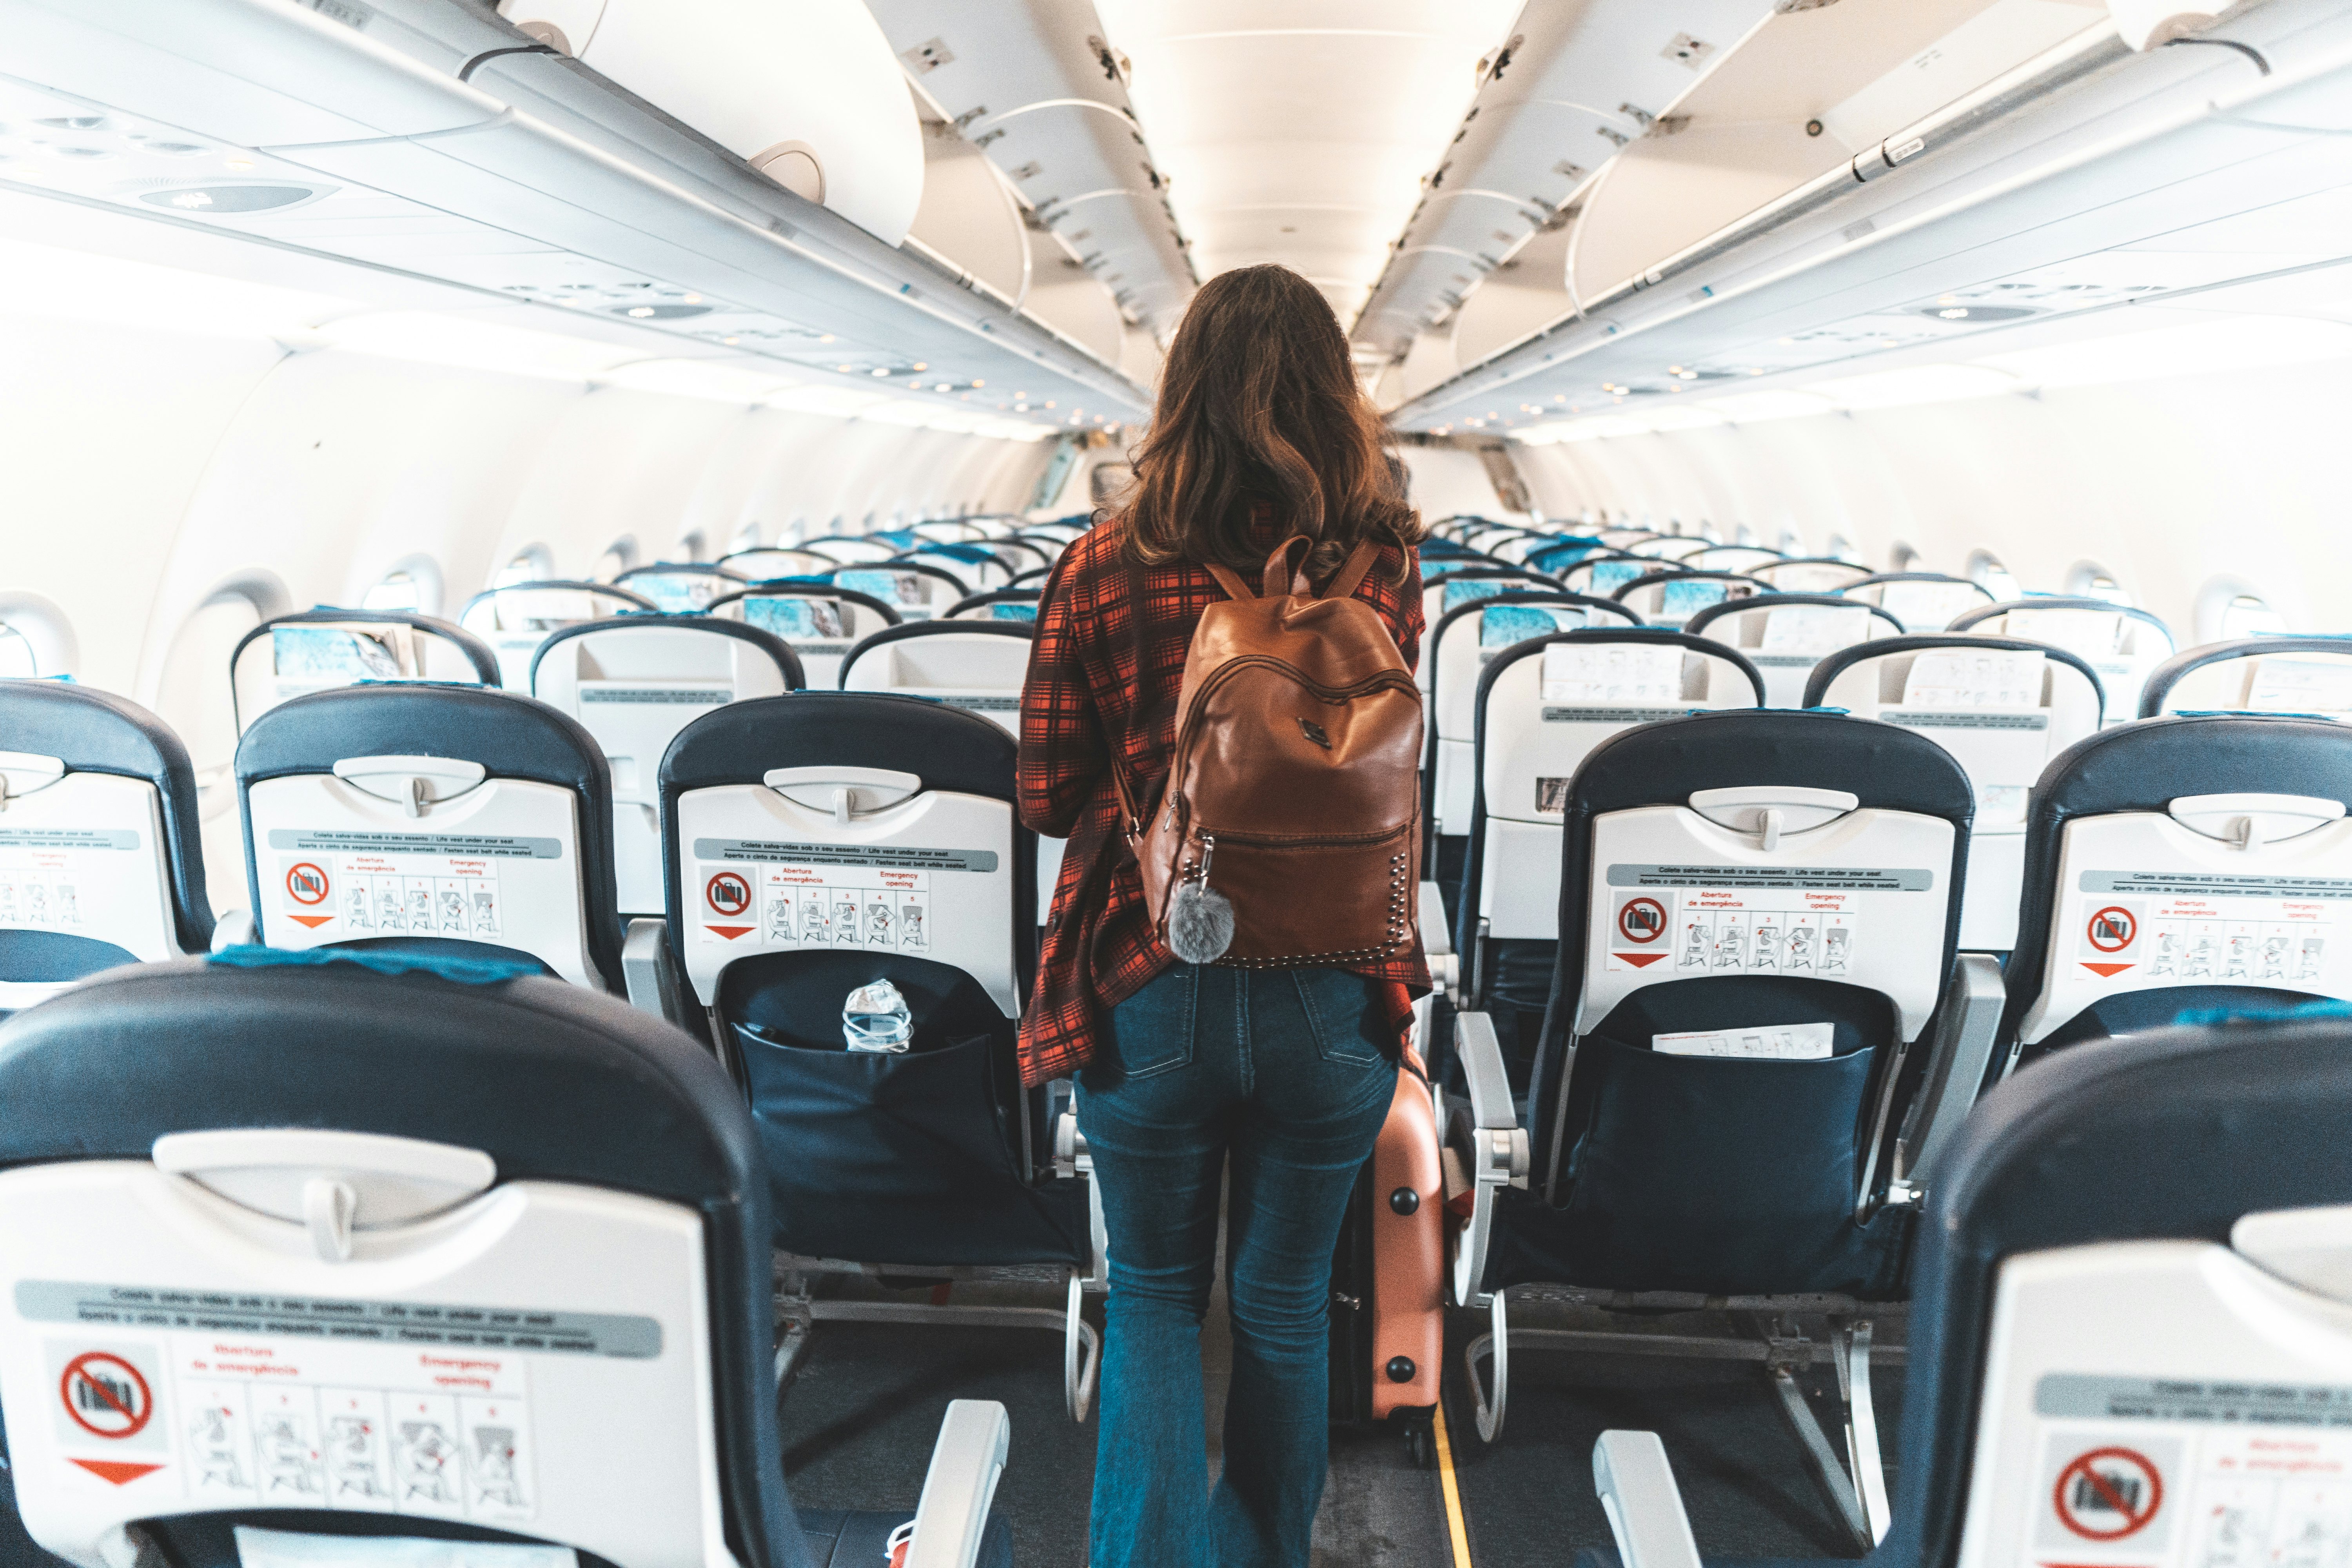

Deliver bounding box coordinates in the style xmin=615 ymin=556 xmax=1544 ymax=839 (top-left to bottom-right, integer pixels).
xmin=5 ymin=0 xmax=2352 ymax=1564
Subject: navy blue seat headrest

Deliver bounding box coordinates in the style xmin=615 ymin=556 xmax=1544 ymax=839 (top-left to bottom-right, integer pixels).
xmin=0 ymin=680 xmax=212 ymax=953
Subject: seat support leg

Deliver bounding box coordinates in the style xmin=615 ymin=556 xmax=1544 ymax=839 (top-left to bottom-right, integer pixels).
xmin=775 ymin=1269 xmax=816 ymax=1395
xmin=1064 ymin=1269 xmax=1102 ymax=1424
xmin=1839 ymin=1318 xmax=1891 ymax=1545
xmin=1465 ymin=1289 xmax=1510 ymax=1443
xmin=1757 ymin=1314 xmax=1871 ymax=1552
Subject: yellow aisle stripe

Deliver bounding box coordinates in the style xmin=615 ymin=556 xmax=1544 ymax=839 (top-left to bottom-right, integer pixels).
xmin=1434 ymin=1400 xmax=1475 ymax=1568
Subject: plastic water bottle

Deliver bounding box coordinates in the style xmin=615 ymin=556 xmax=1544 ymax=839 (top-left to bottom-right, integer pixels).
xmin=842 ymin=978 xmax=913 ymax=1053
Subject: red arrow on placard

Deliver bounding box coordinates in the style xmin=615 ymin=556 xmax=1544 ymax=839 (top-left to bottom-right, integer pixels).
xmin=1616 ymin=952 xmax=1667 ymax=968
xmin=706 ymin=925 xmax=754 ymax=940
xmin=2082 ymin=962 xmax=2134 ymax=978
xmin=287 ymin=915 xmax=335 ymax=929
xmin=70 ymin=1458 xmax=162 ymax=1485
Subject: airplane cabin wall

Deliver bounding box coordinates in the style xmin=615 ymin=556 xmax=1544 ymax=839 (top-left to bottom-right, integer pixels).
xmin=1514 ymin=352 xmax=2352 ymax=639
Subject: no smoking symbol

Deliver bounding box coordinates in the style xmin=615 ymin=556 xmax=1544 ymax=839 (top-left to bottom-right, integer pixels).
xmin=2054 ymin=1446 xmax=2162 ymax=1541
xmin=60 ymin=1352 xmax=152 ymax=1440
xmin=2087 ymin=906 xmax=2137 ymax=953
xmin=706 ymin=871 xmax=753 ymax=917
xmin=1618 ymin=897 xmax=1667 ymax=944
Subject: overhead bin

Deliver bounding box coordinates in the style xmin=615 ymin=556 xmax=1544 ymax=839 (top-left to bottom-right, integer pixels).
xmin=0 ymin=0 xmax=1151 ymax=425
xmin=494 ymin=0 xmax=923 ymax=245
xmin=1390 ymin=0 xmax=2352 ymax=432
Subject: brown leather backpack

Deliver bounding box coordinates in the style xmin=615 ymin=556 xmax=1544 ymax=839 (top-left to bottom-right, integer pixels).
xmin=1113 ymin=535 xmax=1423 ymax=966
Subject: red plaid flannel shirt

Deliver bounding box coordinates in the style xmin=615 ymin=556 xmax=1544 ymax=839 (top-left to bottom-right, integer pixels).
xmin=1015 ymin=516 xmax=1430 ymax=1086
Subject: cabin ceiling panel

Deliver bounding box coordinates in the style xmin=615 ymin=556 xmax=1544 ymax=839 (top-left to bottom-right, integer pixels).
xmin=1092 ymin=0 xmax=1520 ymax=325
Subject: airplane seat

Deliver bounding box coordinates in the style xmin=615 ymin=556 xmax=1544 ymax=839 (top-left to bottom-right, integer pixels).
xmin=987 ymin=539 xmax=1055 ymax=576
xmin=945 ymin=590 xmax=1041 ymax=623
xmin=1455 ymin=630 xmax=1764 ymax=1099
xmin=456 ymin=580 xmax=657 ymax=691
xmin=1586 ymin=1009 xmax=2352 ymax=1568
xmin=611 ymin=563 xmax=748 ymax=614
xmin=0 ymin=681 xmax=212 ymax=1013
xmin=834 ymin=563 xmax=964 ymax=622
xmin=710 ymin=582 xmax=901 ymax=690
xmin=1683 ymin=545 xmax=1784 ymax=575
xmin=912 ymin=518 xmax=985 ymax=543
xmin=1419 ymin=590 xmax=1642 ymax=978
xmin=1453 ymin=709 xmax=1979 ymax=1550
xmin=1611 ymin=570 xmax=1771 ymax=629
xmin=1558 ymin=554 xmax=1657 ymax=601
xmin=230 ymin=610 xmax=501 ymax=734
xmin=1950 ymin=596 xmax=2177 ymax=726
xmin=799 ymin=535 xmax=900 ymax=567
xmin=1808 ymin=635 xmax=2107 ymax=953
xmin=0 ymin=951 xmax=1014 ymax=1568
xmin=718 ymin=546 xmax=844 ymax=581
xmin=528 ymin=616 xmax=804 ymax=920
xmin=1837 ymin=572 xmax=1997 ymax=633
xmin=233 ymin=686 xmax=624 ymax=992
xmin=893 ymin=545 xmax=1016 ymax=594
xmin=1999 ymin=713 xmax=2352 ymax=1077
xmin=838 ymin=622 xmax=1033 ymax=737
xmin=650 ymin=693 xmax=1098 ymax=1418
xmin=1749 ymin=555 xmax=1874 ymax=595
xmin=1523 ymin=538 xmax=1607 ymax=575
xmin=1006 ymin=567 xmax=1054 ymax=593
xmin=2138 ymin=633 xmax=2352 ymax=721
xmin=1685 ymin=592 xmax=1906 ymax=708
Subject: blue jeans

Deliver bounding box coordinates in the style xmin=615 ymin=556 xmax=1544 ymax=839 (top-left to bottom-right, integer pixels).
xmin=1077 ymin=963 xmax=1398 ymax=1568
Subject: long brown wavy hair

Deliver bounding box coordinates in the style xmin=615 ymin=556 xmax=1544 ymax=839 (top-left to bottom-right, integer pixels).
xmin=1120 ymin=264 xmax=1423 ymax=582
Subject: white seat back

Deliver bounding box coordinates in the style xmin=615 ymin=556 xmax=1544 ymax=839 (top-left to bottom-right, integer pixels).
xmin=459 ymin=583 xmax=655 ymax=691
xmin=1577 ymin=792 xmax=1956 ymax=1042
xmin=1427 ymin=597 xmax=1635 ymax=839
xmin=1613 ymin=573 xmax=1770 ymax=629
xmin=839 ymin=628 xmax=1031 ymax=737
xmin=2143 ymin=639 xmax=2352 ymax=721
xmin=612 ymin=566 xmax=746 ymax=614
xmin=833 ymin=566 xmax=956 ymax=622
xmin=1690 ymin=596 xmax=1904 ymax=708
xmin=674 ymin=758 xmax=1021 ymax=1018
xmin=800 ymin=536 xmax=899 ymax=566
xmin=1751 ymin=558 xmax=1873 ymax=594
xmin=231 ymin=615 xmax=495 ymax=734
xmin=1813 ymin=639 xmax=2105 ymax=949
xmin=718 ymin=547 xmax=841 ymax=580
xmin=1473 ymin=636 xmax=1762 ymax=941
xmin=1844 ymin=574 xmax=1996 ymax=633
xmin=713 ymin=587 xmax=898 ymax=690
xmin=1958 ymin=601 xmax=2176 ymax=726
xmin=0 ymin=763 xmax=183 ymax=1009
xmin=532 ymin=622 xmax=796 ymax=916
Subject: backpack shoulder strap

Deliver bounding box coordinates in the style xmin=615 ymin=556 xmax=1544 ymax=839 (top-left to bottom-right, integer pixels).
xmin=1318 ymin=540 xmax=1381 ymax=602
xmin=1204 ymin=562 xmax=1256 ymax=601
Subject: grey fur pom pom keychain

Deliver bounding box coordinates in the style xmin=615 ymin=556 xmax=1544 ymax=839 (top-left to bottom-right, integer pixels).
xmin=1167 ymin=834 xmax=1234 ymax=963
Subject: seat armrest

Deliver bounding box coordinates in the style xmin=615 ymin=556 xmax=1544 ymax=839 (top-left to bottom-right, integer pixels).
xmin=1446 ymin=1011 xmax=1529 ymax=1307
xmin=1420 ymin=880 xmax=1452 ymax=956
xmin=905 ymin=1398 xmax=1011 ymax=1568
xmin=209 ymin=910 xmax=255 ymax=953
xmin=1891 ymin=952 xmax=2006 ymax=1197
xmin=1457 ymin=1010 xmax=1516 ymax=1132
xmin=1593 ymin=1431 xmax=1701 ymax=1568
xmin=621 ymin=917 xmax=682 ymax=1023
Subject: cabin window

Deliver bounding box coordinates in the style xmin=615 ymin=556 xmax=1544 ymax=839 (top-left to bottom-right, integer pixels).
xmin=1733 ymin=523 xmax=1759 ymax=546
xmin=2065 ymin=560 xmax=2134 ymax=607
xmin=1777 ymin=526 xmax=1806 ymax=556
xmin=1888 ymin=541 xmax=1921 ymax=572
xmin=593 ymin=535 xmax=640 ymax=582
xmin=2196 ymin=576 xmax=2290 ymax=641
xmin=1967 ymin=549 xmax=2020 ymax=603
xmin=0 ymin=622 xmax=36 ymax=679
xmin=677 ymin=529 xmax=708 ymax=563
xmin=730 ymin=521 xmax=763 ymax=554
xmin=1826 ymin=533 xmax=1861 ymax=564
xmin=0 ymin=595 xmax=74 ymax=679
xmin=492 ymin=545 xmax=555 ymax=590
xmin=361 ymin=555 xmax=443 ymax=617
